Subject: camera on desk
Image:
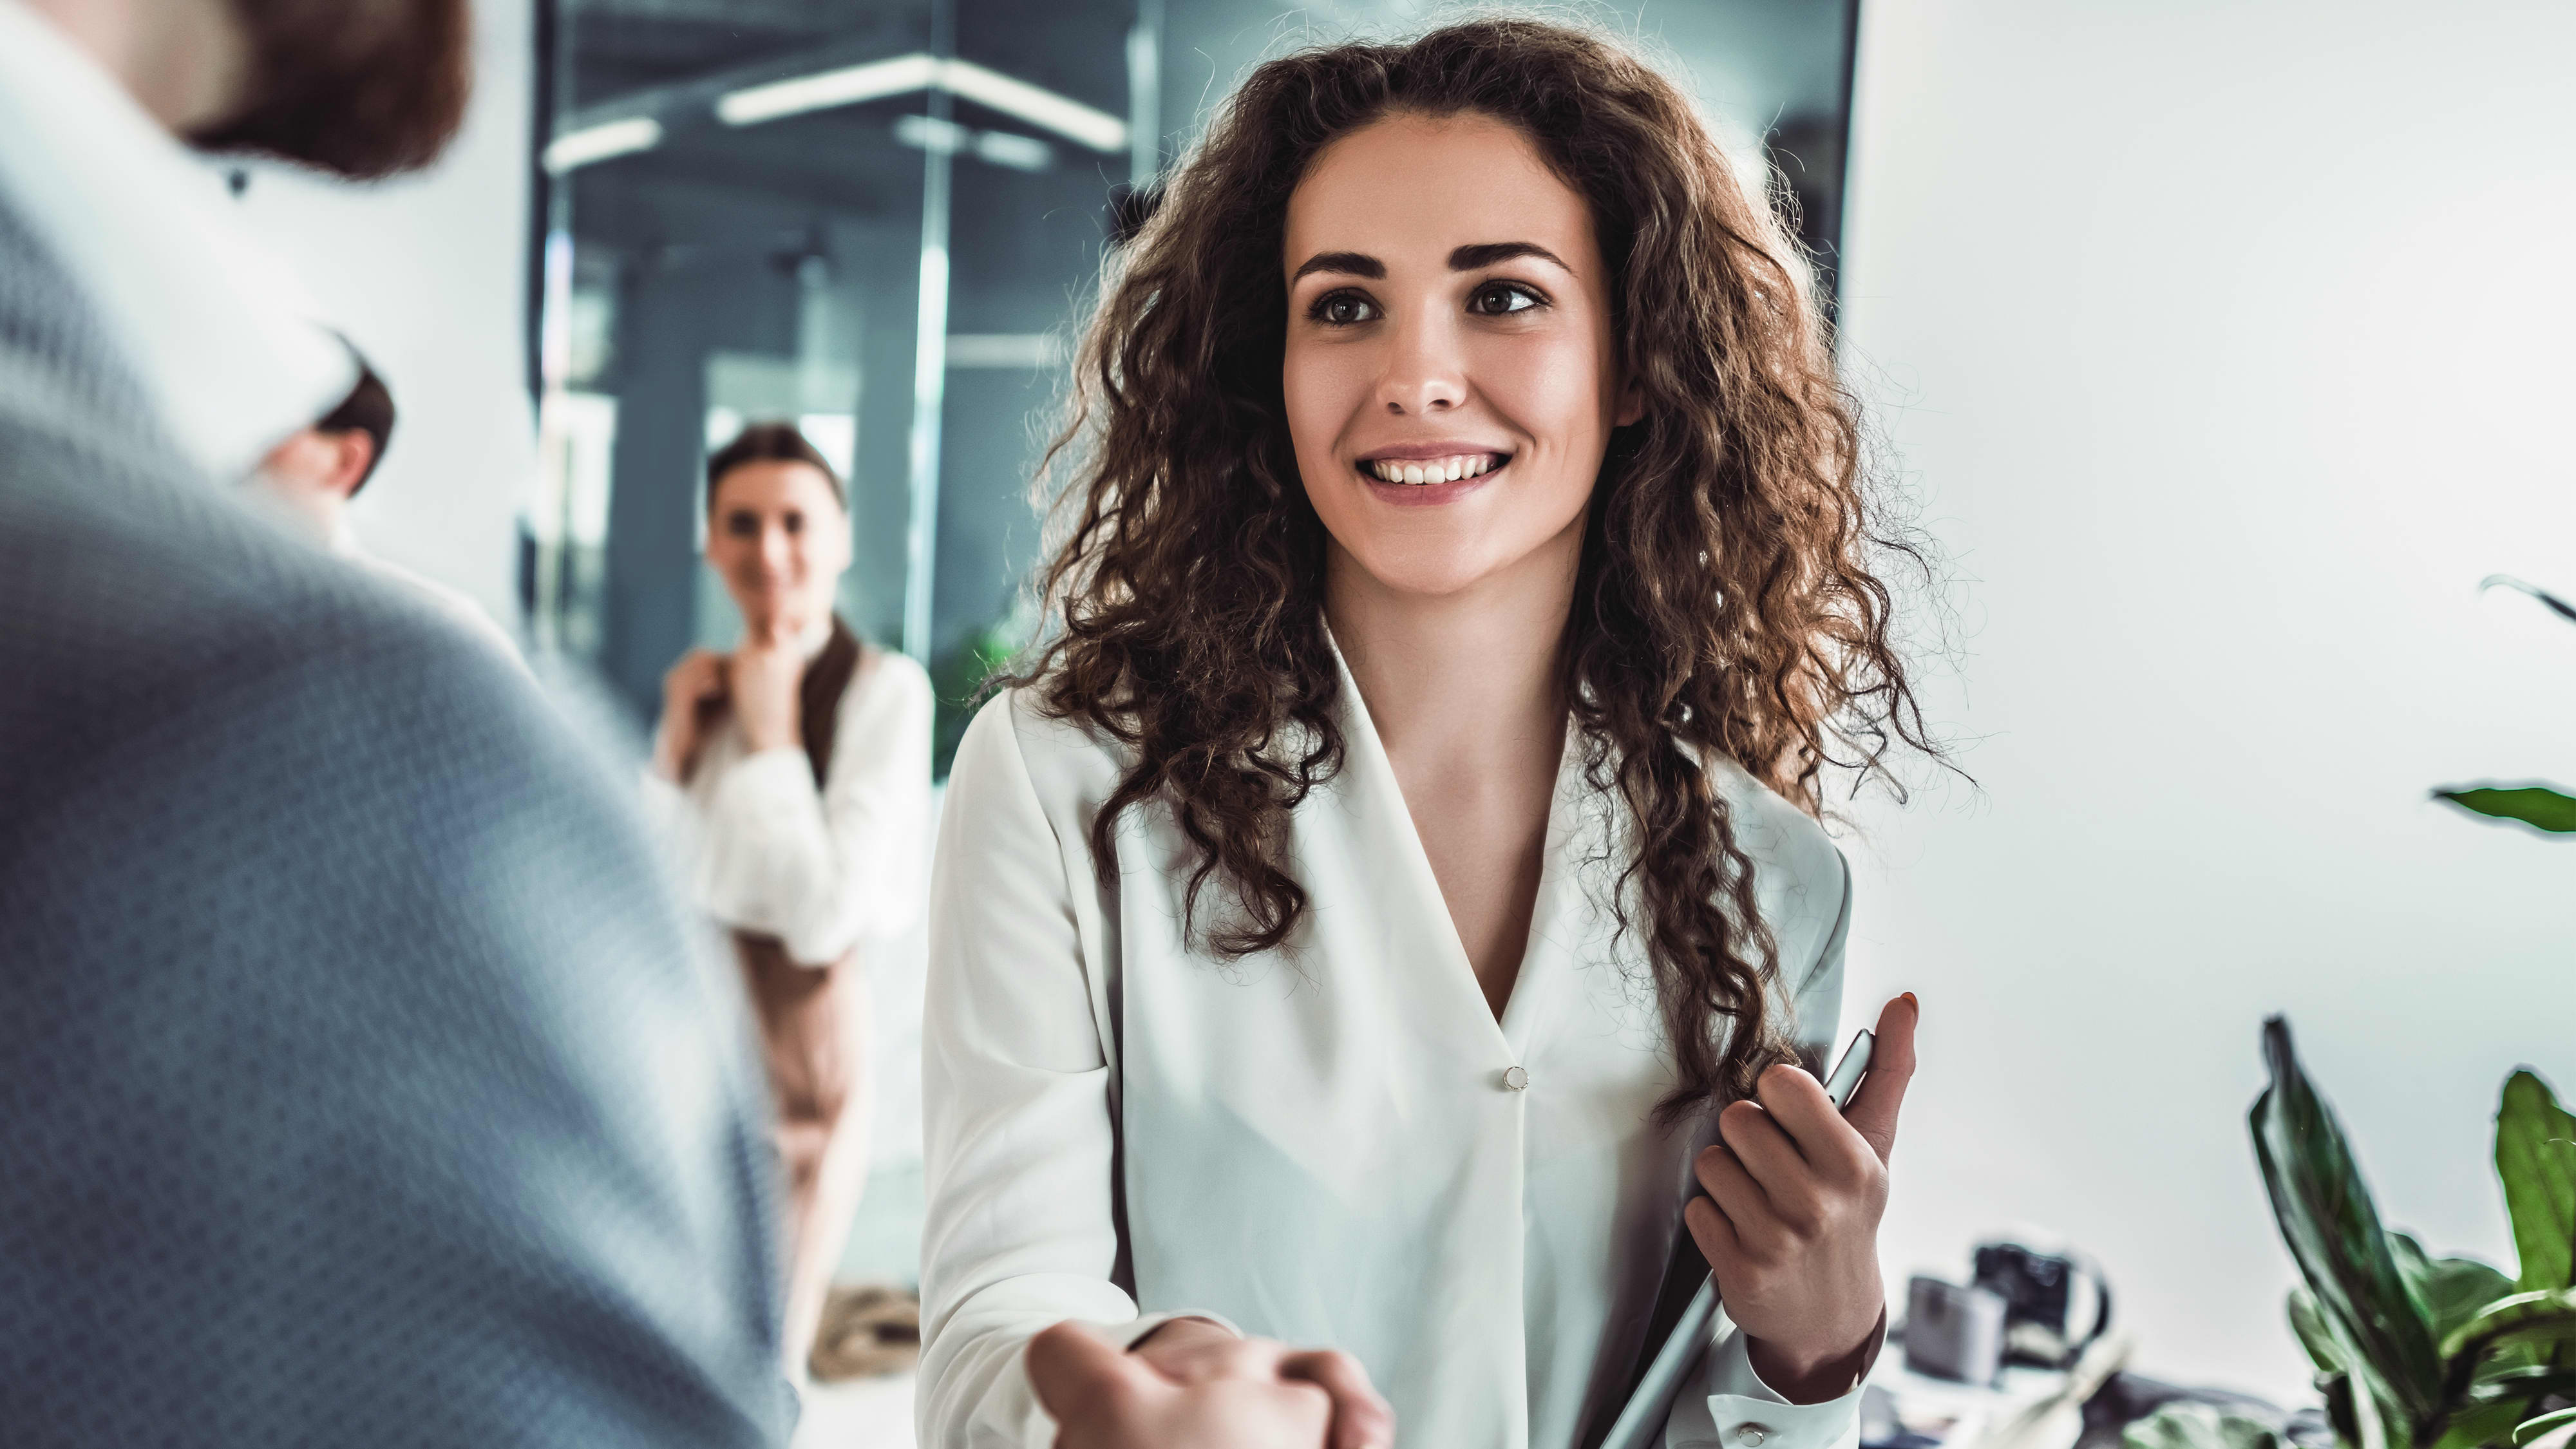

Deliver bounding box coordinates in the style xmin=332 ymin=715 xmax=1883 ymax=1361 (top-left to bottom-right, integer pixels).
xmin=1905 ymin=1238 xmax=2112 ymax=1383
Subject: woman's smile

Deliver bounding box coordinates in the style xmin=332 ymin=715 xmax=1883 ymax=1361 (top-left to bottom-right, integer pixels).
xmin=1355 ymin=444 xmax=1512 ymax=504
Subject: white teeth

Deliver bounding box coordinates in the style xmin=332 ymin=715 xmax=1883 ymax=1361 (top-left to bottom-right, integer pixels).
xmin=1365 ymin=453 xmax=1505 ymax=483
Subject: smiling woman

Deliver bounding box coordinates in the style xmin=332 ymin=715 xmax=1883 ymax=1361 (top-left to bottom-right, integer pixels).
xmin=920 ymin=18 xmax=1935 ymax=1449
xmin=639 ymin=421 xmax=934 ymax=1374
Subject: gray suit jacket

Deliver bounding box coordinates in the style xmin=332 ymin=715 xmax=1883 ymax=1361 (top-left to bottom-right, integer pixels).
xmin=0 ymin=198 xmax=794 ymax=1443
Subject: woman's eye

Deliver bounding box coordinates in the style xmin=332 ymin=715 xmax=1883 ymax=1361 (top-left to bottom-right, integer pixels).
xmin=782 ymin=513 xmax=804 ymax=536
xmin=1469 ymin=281 xmax=1543 ymax=316
xmin=1310 ymin=292 xmax=1380 ymax=326
xmin=725 ymin=512 xmax=757 ymax=538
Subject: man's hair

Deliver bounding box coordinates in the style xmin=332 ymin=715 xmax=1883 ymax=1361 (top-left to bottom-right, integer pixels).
xmin=189 ymin=0 xmax=471 ymax=179
xmin=705 ymin=422 xmax=847 ymax=513
xmin=314 ymin=364 xmax=395 ymax=495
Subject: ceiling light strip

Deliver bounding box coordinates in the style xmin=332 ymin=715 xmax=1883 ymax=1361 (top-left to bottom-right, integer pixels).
xmin=712 ymin=52 xmax=1126 ymax=153
xmin=934 ymin=58 xmax=1127 ymax=153
xmin=542 ymin=116 xmax=663 ymax=173
xmin=716 ymin=53 xmax=940 ymax=128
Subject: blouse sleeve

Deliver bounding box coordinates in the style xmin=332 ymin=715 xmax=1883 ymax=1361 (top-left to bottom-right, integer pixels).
xmin=692 ymin=652 xmax=933 ymax=965
xmin=1667 ymin=848 xmax=1871 ymax=1449
xmin=918 ymin=698 xmax=1223 ymax=1448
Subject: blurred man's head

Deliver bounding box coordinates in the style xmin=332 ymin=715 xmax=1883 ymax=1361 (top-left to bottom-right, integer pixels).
xmin=28 ymin=0 xmax=470 ymax=178
xmin=256 ymin=363 xmax=393 ymax=541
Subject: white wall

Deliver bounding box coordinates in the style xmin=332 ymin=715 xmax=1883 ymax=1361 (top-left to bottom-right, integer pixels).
xmin=222 ymin=0 xmax=535 ymax=627
xmin=1837 ymin=0 xmax=2576 ymax=1400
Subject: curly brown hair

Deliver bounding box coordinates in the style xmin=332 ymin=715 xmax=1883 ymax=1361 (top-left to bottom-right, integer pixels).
xmin=1017 ymin=16 xmax=1931 ymax=1120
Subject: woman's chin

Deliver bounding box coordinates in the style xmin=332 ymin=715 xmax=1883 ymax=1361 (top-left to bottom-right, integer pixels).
xmin=1333 ymin=544 xmax=1528 ymax=603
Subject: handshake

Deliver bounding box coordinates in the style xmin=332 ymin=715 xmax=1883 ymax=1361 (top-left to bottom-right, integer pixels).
xmin=1028 ymin=1318 xmax=1397 ymax=1449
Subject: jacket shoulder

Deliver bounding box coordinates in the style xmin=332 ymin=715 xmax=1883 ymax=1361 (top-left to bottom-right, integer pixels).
xmin=1704 ymin=759 xmax=1850 ymax=980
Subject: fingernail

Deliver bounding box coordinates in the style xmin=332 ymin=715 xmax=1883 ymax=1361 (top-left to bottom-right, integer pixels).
xmin=1900 ymin=992 xmax=1918 ymax=1009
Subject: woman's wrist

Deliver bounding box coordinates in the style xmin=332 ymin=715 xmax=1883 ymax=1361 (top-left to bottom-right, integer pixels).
xmin=1745 ymin=1309 xmax=1888 ymax=1404
xmin=649 ymin=724 xmax=687 ymax=782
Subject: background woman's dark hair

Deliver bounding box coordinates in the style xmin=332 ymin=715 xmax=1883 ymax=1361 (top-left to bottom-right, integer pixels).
xmin=1019 ymin=17 xmax=1935 ymax=1120
xmin=314 ymin=359 xmax=394 ymax=497
xmin=706 ymin=422 xmax=846 ymax=513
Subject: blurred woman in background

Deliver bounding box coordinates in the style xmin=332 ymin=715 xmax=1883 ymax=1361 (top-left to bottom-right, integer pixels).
xmin=645 ymin=422 xmax=933 ymax=1370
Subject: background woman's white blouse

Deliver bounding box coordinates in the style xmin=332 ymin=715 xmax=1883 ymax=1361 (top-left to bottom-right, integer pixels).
xmin=919 ymin=673 xmax=1865 ymax=1449
xmin=640 ymin=648 xmax=933 ymax=965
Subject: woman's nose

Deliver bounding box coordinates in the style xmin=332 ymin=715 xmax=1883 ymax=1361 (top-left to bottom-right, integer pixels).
xmin=1374 ymin=312 xmax=1467 ymax=416
xmin=759 ymin=526 xmax=797 ymax=574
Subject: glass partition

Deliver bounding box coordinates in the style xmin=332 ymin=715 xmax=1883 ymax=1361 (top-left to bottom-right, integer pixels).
xmin=529 ymin=0 xmax=1860 ymax=775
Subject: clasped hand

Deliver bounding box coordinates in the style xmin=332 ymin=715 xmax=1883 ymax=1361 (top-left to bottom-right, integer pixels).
xmin=650 ymin=623 xmax=809 ymax=781
xmin=1686 ymin=993 xmax=1918 ymax=1401
xmin=1028 ymin=1318 xmax=1393 ymax=1449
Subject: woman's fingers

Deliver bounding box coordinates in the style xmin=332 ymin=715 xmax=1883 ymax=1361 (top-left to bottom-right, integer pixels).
xmin=1278 ymin=1348 xmax=1396 ymax=1449
xmin=1692 ymin=1141 xmax=1788 ymax=1257
xmin=1684 ymin=1193 xmax=1748 ymax=1279
xmin=1754 ymin=1064 xmax=1879 ymax=1186
xmin=1716 ymin=1099 xmax=1810 ymax=1201
xmin=1027 ymin=1321 xmax=1157 ymax=1426
xmin=1841 ymin=994 xmax=1920 ymax=1164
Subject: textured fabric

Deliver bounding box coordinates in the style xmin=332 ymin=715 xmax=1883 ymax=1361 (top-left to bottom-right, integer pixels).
xmin=0 ymin=179 xmax=794 ymax=1445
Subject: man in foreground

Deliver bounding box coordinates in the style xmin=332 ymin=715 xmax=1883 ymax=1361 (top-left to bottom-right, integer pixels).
xmin=0 ymin=0 xmax=788 ymax=1441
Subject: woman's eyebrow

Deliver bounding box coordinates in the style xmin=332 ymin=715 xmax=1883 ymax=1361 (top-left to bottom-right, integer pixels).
xmin=1449 ymin=241 xmax=1570 ymax=273
xmin=1289 ymin=250 xmax=1385 ymax=282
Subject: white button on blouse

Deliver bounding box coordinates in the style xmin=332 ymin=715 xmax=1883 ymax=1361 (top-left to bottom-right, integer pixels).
xmin=919 ymin=649 xmax=1869 ymax=1449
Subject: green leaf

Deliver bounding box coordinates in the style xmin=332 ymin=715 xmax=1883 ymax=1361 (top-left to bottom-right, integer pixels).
xmin=2293 ymin=1287 xmax=2348 ymax=1374
xmin=2389 ymin=1233 xmax=2522 ymax=1343
xmin=2497 ymin=1072 xmax=2576 ymax=1295
xmin=2464 ymin=1367 xmax=2576 ymax=1405
xmin=2125 ymin=1404 xmax=2287 ymax=1449
xmin=2443 ymin=1289 xmax=2576 ymax=1361
xmin=2433 ymin=786 xmax=2576 ymax=835
xmin=2434 ymin=1398 xmax=2537 ymax=1449
xmin=2251 ymin=1018 xmax=2447 ymax=1430
xmin=2515 ymin=1409 xmax=2576 ymax=1444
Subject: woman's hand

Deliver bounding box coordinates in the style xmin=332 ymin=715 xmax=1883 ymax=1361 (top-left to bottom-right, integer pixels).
xmin=1112 ymin=1318 xmax=1394 ymax=1449
xmin=1030 ymin=1321 xmax=1338 ymax=1449
xmin=728 ymin=629 xmax=805 ymax=755
xmin=652 ymin=649 xmax=728 ymax=782
xmin=1685 ymin=992 xmax=1919 ymax=1402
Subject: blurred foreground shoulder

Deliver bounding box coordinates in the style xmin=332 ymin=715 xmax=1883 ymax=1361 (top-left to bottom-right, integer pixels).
xmin=0 ymin=489 xmax=793 ymax=1445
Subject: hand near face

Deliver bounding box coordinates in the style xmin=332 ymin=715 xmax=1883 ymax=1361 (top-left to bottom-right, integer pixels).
xmin=1028 ymin=1321 xmax=1358 ymax=1449
xmin=728 ymin=628 xmax=806 ymax=755
xmin=651 ymin=649 xmax=728 ymax=782
xmin=1685 ymin=993 xmax=1919 ymax=1401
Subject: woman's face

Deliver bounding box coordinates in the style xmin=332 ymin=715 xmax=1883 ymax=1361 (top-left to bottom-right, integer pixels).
xmin=1281 ymin=111 xmax=1638 ymax=601
xmin=705 ymin=460 xmax=850 ymax=636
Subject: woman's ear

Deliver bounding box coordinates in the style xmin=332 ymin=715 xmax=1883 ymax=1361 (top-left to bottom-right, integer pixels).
xmin=1614 ymin=377 xmax=1646 ymax=430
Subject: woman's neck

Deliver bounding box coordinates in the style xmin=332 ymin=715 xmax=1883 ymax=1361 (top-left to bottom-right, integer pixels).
xmin=1324 ymin=526 xmax=1578 ymax=785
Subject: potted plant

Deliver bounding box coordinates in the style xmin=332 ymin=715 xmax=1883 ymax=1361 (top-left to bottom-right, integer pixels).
xmin=2128 ymin=1020 xmax=2576 ymax=1449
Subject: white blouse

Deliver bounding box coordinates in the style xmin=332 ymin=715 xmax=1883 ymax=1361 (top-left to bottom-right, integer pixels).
xmin=640 ymin=642 xmax=934 ymax=966
xmin=918 ymin=652 xmax=1868 ymax=1449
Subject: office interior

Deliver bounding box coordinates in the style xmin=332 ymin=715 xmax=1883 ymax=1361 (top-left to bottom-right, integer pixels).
xmin=211 ymin=0 xmax=2575 ymax=1444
